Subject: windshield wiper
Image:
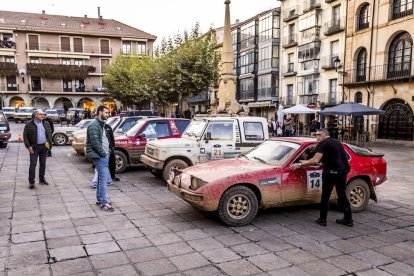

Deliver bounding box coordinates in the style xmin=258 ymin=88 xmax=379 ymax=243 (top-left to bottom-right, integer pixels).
xmin=253 ymin=156 xmax=268 ymax=164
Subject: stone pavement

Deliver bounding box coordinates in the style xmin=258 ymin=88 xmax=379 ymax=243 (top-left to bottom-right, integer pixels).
xmin=0 ymin=143 xmax=414 ymax=276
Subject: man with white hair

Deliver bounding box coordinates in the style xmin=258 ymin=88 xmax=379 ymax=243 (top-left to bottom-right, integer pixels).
xmin=23 ymin=109 xmax=53 ymax=189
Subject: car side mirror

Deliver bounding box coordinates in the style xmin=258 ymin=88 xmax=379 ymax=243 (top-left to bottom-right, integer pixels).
xmin=204 ymin=132 xmax=211 ymax=142
xmin=137 ymin=133 xmax=145 ymax=138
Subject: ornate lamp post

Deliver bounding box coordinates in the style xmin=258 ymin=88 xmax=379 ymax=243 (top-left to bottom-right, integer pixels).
xmin=333 ymin=57 xmax=347 ymax=104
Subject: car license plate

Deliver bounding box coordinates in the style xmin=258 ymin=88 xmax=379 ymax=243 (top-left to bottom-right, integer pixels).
xmin=0 ymin=127 xmax=7 ymax=130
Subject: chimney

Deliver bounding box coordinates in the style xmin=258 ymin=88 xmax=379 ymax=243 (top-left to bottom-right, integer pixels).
xmin=98 ymin=6 xmax=101 ymax=18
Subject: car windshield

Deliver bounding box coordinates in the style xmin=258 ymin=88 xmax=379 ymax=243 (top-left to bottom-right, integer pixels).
xmin=46 ymin=110 xmax=57 ymax=114
xmin=125 ymin=120 xmax=147 ymax=137
xmin=18 ymin=108 xmax=32 ymax=113
xmin=2 ymin=108 xmax=14 ymax=112
xmin=183 ymin=121 xmax=207 ymax=137
xmin=75 ymin=120 xmax=87 ymax=128
xmin=244 ymin=140 xmax=301 ymax=166
xmin=106 ymin=117 xmax=119 ymax=126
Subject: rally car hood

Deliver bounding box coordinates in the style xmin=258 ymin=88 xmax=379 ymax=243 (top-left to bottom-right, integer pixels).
xmin=183 ymin=157 xmax=275 ymax=182
xmin=147 ymin=137 xmax=197 ymax=148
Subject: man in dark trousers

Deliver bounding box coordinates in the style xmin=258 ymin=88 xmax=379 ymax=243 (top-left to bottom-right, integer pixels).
xmin=104 ymin=123 xmax=120 ymax=182
xmin=291 ymin=128 xmax=353 ymax=227
xmin=23 ymin=109 xmax=53 ymax=189
xmin=44 ymin=114 xmax=54 ymax=157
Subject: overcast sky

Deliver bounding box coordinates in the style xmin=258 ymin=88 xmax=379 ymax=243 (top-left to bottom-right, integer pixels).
xmin=0 ymin=0 xmax=279 ymax=43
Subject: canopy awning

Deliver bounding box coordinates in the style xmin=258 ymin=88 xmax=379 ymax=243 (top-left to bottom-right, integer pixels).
xmin=319 ymin=102 xmax=385 ymax=116
xmin=282 ymin=104 xmax=316 ymax=114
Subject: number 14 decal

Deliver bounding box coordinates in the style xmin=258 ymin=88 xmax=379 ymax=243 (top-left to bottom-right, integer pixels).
xmin=306 ymin=170 xmax=323 ymax=192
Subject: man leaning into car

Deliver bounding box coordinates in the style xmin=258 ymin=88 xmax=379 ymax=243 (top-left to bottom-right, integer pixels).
xmin=290 ymin=128 xmax=353 ymax=227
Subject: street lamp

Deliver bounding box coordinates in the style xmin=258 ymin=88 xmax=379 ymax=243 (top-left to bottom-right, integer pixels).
xmin=333 ymin=57 xmax=347 ymax=103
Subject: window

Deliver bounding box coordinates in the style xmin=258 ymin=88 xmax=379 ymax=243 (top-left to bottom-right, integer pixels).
xmin=63 ymin=79 xmax=72 ymax=92
xmin=258 ymin=44 xmax=279 ymax=70
xmin=391 ymin=0 xmax=413 ymax=20
xmin=300 ymin=75 xmax=319 ymax=95
xmin=73 ymin=38 xmax=83 ymax=52
xmin=258 ymin=74 xmax=277 ymax=98
xmin=298 ymin=42 xmax=320 ymax=62
xmin=240 ymin=50 xmax=255 ymax=74
xmin=62 ymin=59 xmax=71 ymax=65
xmin=5 ymin=56 xmax=15 ymax=63
xmin=142 ymin=122 xmax=170 ymax=139
xmin=239 ymin=78 xmax=254 ymax=100
xmin=30 ymin=57 xmax=40 ymax=64
xmin=240 ymin=22 xmax=256 ymax=49
xmin=244 ymin=122 xmax=264 ymax=140
xmin=329 ymin=40 xmax=339 ymax=67
xmin=60 ymin=37 xmax=70 ymax=52
xmin=329 ymin=79 xmax=337 ymax=104
xmin=174 ymin=120 xmax=190 ymax=134
xmin=205 ymin=122 xmax=234 ymax=140
xmin=232 ymin=30 xmax=238 ymax=52
xmin=356 ymin=48 xmax=367 ymax=82
xmin=6 ymin=76 xmax=17 ymax=91
xmin=298 ymin=14 xmax=320 ymax=31
xmin=288 ymin=24 xmax=295 ymax=42
xmin=28 ymin=35 xmax=39 ymax=50
xmin=75 ymin=79 xmax=85 ymax=92
xmin=287 ymin=84 xmax=294 ymax=105
xmin=31 ymin=77 xmax=41 ymax=91
xmin=357 ymin=4 xmax=370 ymax=30
xmin=101 ymin=59 xmax=110 ymax=73
xmin=100 ymin=39 xmax=110 ymax=54
xmin=122 ymin=41 xmax=131 ymax=54
xmin=355 ymin=91 xmax=363 ymax=103
xmin=259 ymin=14 xmax=273 ymax=42
xmin=74 ymin=59 xmax=84 ymax=66
xmin=332 ymin=5 xmax=341 ymax=21
xmin=137 ymin=42 xmax=146 ymax=55
xmin=388 ymin=32 xmax=412 ymax=78
xmin=288 ymin=53 xmax=295 ymax=72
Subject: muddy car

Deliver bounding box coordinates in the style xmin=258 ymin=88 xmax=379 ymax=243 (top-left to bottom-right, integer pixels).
xmin=168 ymin=138 xmax=387 ymax=226
xmin=53 ymin=119 xmax=92 ymax=146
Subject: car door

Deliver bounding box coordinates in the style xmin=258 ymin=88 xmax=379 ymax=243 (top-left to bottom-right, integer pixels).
xmin=282 ymin=145 xmax=323 ymax=202
xmin=199 ymin=121 xmax=235 ymax=160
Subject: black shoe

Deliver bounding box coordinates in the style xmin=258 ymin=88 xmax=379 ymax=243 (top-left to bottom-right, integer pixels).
xmin=39 ymin=180 xmax=49 ymax=185
xmin=112 ymin=176 xmax=120 ymax=182
xmin=336 ymin=218 xmax=353 ymax=227
xmin=315 ymin=218 xmax=327 ymax=226
xmin=29 ymin=182 xmax=35 ymax=189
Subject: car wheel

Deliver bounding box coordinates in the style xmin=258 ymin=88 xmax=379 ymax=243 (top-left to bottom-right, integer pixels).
xmin=53 ymin=133 xmax=68 ymax=146
xmin=0 ymin=142 xmax=7 ymax=149
xmin=162 ymin=159 xmax=188 ymax=182
xmin=114 ymin=150 xmax=128 ymax=174
xmin=346 ymin=179 xmax=370 ymax=212
xmin=218 ymin=185 xmax=258 ymax=227
xmin=150 ymin=170 xmax=163 ymax=178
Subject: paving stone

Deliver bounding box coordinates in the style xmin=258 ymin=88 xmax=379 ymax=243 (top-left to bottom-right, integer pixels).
xmin=183 ymin=265 xmax=223 ymax=276
xmin=355 ymin=268 xmax=393 ymax=276
xmin=281 ymin=234 xmax=319 ymax=247
xmin=302 ymin=244 xmax=342 ymax=259
xmin=117 ymin=237 xmax=152 ymax=251
xmin=76 ymin=223 xmax=107 ymax=235
xmin=49 ymin=245 xmax=87 ymax=261
xmin=10 ymin=241 xmax=46 ymax=256
xmin=97 ymin=264 xmax=138 ymax=276
xmin=51 ymin=258 xmax=92 ymax=275
xmin=268 ymin=266 xmax=311 ymax=276
xmin=158 ymin=242 xmax=194 ymax=257
xmin=352 ymin=249 xmax=395 ymax=266
xmin=111 ymin=228 xmax=142 ymax=240
xmin=165 ymin=222 xmax=195 ymax=232
xmin=201 ymin=226 xmax=235 ymax=236
xmin=46 ymin=227 xmax=77 ymax=239
xmin=276 ymin=248 xmax=319 ymax=264
xmin=218 ymin=259 xmax=262 ymax=276
xmin=257 ymin=238 xmax=295 ymax=253
xmin=11 ymin=231 xmax=44 ymax=243
xmin=326 ymin=238 xmax=367 ymax=254
xmin=85 ymin=241 xmax=120 ymax=255
xmin=176 ymin=229 xmax=210 ymax=241
xmin=325 ymin=254 xmax=372 ymax=273
xmin=125 ymin=247 xmax=164 ymax=263
xmin=135 ymin=258 xmax=177 ymax=275
xmin=379 ymin=262 xmax=414 ymax=276
xmin=90 ymin=251 xmax=129 ymax=269
xmin=72 ymin=217 xmax=101 ymax=227
xmin=247 ymin=253 xmax=290 ymax=271
xmin=47 ymin=236 xmax=82 ymax=249
xmin=169 ymin=252 xmax=210 ymax=271
xmin=231 ymin=242 xmax=268 ymax=257
xmin=346 ymin=236 xmax=386 ymax=249
xmin=7 ymin=264 xmax=50 ymax=276
xmin=298 ymin=259 xmax=347 ymax=276
xmin=11 ymin=223 xmax=42 ymax=234
xmin=139 ymin=225 xmax=171 ymax=236
xmin=80 ymin=232 xmax=113 ymax=244
xmin=7 ymin=250 xmax=48 ymax=268
xmin=201 ymin=247 xmax=241 ymax=263
xmin=374 ymin=245 xmax=414 ymax=261
xmin=131 ymin=218 xmax=161 ymax=227
xmin=214 ymin=233 xmax=250 ymax=246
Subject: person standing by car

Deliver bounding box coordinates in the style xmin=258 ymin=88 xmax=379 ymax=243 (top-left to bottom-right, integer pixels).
xmin=85 ymin=106 xmax=114 ymax=211
xmin=44 ymin=114 xmax=54 ymax=157
xmin=23 ymin=109 xmax=53 ymax=189
xmin=290 ymin=128 xmax=353 ymax=227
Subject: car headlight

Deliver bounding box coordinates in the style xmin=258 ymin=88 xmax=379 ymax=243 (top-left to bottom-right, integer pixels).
xmin=190 ymin=176 xmax=208 ymax=191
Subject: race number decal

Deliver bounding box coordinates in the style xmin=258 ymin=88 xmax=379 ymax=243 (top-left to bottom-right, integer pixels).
xmin=212 ymin=144 xmax=224 ymax=159
xmin=306 ymin=170 xmax=323 ymax=192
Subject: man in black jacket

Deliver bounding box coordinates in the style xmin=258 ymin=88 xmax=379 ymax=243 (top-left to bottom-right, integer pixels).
xmin=23 ymin=109 xmax=53 ymax=189
xmin=104 ymin=124 xmax=120 ymax=182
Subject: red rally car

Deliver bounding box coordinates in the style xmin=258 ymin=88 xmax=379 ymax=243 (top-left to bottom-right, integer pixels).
xmin=168 ymin=137 xmax=387 ymax=226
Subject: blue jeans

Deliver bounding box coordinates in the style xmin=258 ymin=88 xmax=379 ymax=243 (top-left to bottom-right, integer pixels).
xmin=93 ymin=154 xmax=110 ymax=205
xmin=91 ymin=169 xmax=112 ymax=187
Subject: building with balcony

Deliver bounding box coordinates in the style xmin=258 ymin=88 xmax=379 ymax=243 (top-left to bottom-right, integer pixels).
xmin=0 ymin=10 xmax=156 ymax=111
xmin=343 ymin=0 xmax=414 ymax=141
xmin=231 ymin=8 xmax=281 ymax=118
xmin=279 ymin=0 xmax=347 ymax=114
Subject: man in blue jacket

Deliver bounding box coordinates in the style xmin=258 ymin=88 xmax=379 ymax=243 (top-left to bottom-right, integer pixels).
xmin=85 ymin=105 xmax=113 ymax=211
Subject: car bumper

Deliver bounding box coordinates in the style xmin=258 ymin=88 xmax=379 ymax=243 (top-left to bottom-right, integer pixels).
xmin=72 ymin=142 xmax=85 ymax=154
xmin=0 ymin=133 xmax=11 ymax=141
xmin=167 ymin=180 xmax=216 ymax=211
xmin=140 ymin=154 xmax=164 ymax=170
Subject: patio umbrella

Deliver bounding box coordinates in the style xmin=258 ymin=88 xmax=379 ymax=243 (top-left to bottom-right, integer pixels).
xmin=282 ymin=104 xmax=316 ymax=114
xmin=319 ymin=102 xmax=385 ymax=116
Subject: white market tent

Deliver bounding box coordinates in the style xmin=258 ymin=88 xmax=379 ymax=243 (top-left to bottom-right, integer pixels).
xmin=282 ymin=104 xmax=316 ymax=114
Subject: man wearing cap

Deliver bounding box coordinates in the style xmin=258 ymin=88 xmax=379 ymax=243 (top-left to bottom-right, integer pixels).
xmin=23 ymin=109 xmax=53 ymax=189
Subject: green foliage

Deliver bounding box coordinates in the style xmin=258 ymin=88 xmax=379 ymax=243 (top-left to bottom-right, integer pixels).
xmin=103 ymin=23 xmax=220 ymax=106
xmin=27 ymin=63 xmax=95 ymax=79
xmin=0 ymin=62 xmax=17 ymax=76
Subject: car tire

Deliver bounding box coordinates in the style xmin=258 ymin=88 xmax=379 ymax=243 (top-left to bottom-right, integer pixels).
xmin=218 ymin=185 xmax=258 ymax=227
xmin=53 ymin=133 xmax=68 ymax=146
xmin=150 ymin=170 xmax=163 ymax=178
xmin=346 ymin=179 xmax=370 ymax=212
xmin=162 ymin=159 xmax=188 ymax=182
xmin=114 ymin=150 xmax=128 ymax=174
xmin=0 ymin=142 xmax=7 ymax=149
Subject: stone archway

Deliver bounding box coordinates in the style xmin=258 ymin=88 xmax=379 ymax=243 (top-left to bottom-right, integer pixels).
xmin=78 ymin=97 xmax=95 ymax=111
xmin=54 ymin=97 xmax=74 ymax=112
xmin=100 ymin=98 xmax=116 ymax=112
xmin=378 ymin=99 xmax=414 ymax=141
xmin=31 ymin=97 xmax=50 ymax=109
xmin=9 ymin=96 xmax=25 ymax=108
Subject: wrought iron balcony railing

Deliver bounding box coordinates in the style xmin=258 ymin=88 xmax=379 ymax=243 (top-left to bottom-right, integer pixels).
xmin=324 ymin=17 xmax=345 ymax=36
xmin=282 ymin=63 xmax=297 ymax=76
xmin=321 ymin=55 xmax=341 ymax=70
xmin=389 ymin=0 xmax=413 ymax=20
xmin=299 ymin=94 xmax=319 ymax=104
xmin=0 ymin=83 xmax=19 ymax=91
xmin=282 ymin=34 xmax=298 ymax=48
xmin=26 ymin=43 xmax=112 ymax=55
xmin=343 ymin=61 xmax=414 ymax=85
xmin=28 ymin=84 xmax=108 ymax=93
xmin=283 ymin=6 xmax=300 ymax=22
xmin=0 ymin=40 xmax=16 ymax=49
xmin=318 ymin=93 xmax=340 ymax=105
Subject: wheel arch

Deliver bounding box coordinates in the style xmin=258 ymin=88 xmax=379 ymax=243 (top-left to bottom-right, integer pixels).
xmin=114 ymin=147 xmax=131 ymax=164
xmin=348 ymin=175 xmax=377 ymax=202
xmin=223 ymin=183 xmax=262 ymax=206
xmin=163 ymin=155 xmax=193 ymax=169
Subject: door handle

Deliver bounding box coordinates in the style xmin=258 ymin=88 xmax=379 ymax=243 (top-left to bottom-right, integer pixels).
xmin=226 ymin=144 xmax=232 ymax=147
